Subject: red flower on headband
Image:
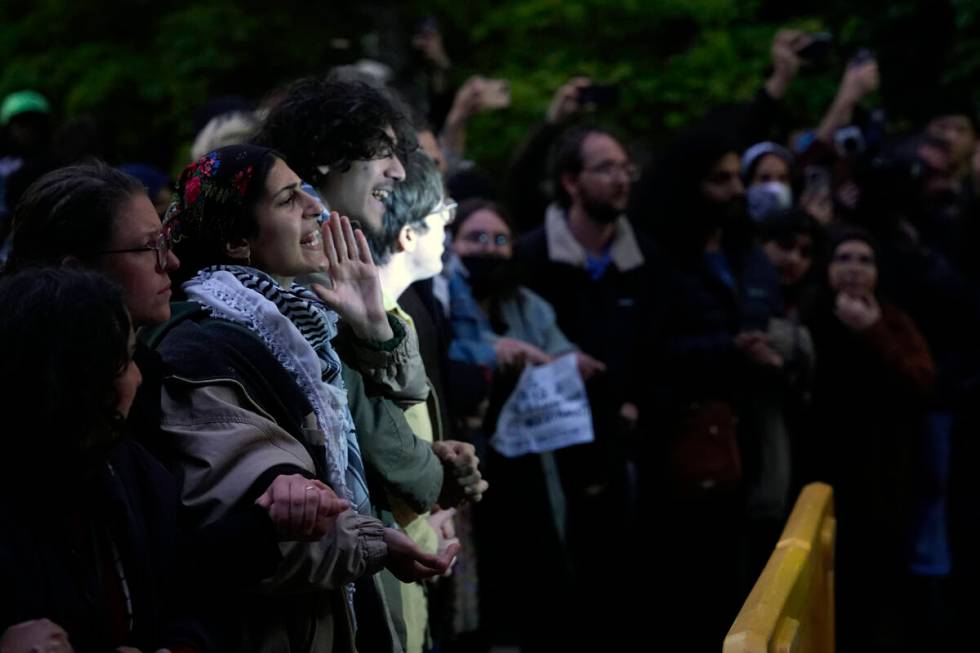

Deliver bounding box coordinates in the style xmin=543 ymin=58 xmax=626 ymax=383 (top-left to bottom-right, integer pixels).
xmin=233 ymin=165 xmax=254 ymax=197
xmin=184 ymin=175 xmax=202 ymax=205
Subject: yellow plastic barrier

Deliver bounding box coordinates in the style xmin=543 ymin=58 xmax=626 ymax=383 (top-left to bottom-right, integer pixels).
xmin=724 ymin=482 xmax=836 ymax=653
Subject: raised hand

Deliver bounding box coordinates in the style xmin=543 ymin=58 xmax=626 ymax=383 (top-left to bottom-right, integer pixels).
xmin=310 ymin=213 xmax=393 ymax=342
xmin=256 ymin=474 xmax=350 ymax=541
xmin=765 ymin=29 xmax=806 ymax=98
xmin=547 ymin=76 xmax=592 ymax=124
xmin=835 ymin=292 xmax=881 ymax=332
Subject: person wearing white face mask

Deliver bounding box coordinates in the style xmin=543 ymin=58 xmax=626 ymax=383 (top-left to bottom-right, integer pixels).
xmin=742 ymin=141 xmax=795 ymax=222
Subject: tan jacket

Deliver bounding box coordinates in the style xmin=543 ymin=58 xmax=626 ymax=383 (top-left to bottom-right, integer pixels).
xmin=161 ymin=382 xmax=389 ymax=653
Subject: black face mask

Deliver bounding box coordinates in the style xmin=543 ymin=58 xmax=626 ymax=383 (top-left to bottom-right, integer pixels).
xmin=461 ymin=255 xmax=524 ymax=300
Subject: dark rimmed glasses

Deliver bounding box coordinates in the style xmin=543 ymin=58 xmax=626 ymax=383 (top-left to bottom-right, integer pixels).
xmin=97 ymin=230 xmax=173 ymax=269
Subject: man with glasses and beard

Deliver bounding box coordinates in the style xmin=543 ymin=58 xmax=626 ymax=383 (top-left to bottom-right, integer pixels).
xmin=512 ymin=124 xmax=655 ymax=650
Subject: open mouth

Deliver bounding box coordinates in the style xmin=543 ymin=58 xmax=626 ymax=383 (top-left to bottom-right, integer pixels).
xmin=300 ymin=229 xmax=322 ymax=249
xmin=371 ymin=188 xmax=391 ymax=202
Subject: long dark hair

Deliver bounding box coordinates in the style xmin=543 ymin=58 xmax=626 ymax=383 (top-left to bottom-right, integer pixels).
xmin=0 ymin=268 xmax=132 ymax=480
xmin=5 ymin=162 xmax=145 ymax=272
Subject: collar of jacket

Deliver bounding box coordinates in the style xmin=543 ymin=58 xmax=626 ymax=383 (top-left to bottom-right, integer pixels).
xmin=544 ymin=203 xmax=645 ymax=272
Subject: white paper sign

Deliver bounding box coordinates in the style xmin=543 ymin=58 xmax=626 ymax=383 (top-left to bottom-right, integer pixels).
xmin=491 ymin=353 xmax=595 ymax=458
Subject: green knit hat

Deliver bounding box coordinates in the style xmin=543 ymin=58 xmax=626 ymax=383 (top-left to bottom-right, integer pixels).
xmin=0 ymin=90 xmax=51 ymax=125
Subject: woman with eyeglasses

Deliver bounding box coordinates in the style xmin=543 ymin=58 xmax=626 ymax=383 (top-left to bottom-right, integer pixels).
xmin=6 ymin=162 xmax=179 ymax=326
xmin=805 ymin=227 xmax=935 ymax=651
xmin=447 ymin=198 xmax=605 ymax=377
xmin=445 ymin=197 xmax=606 ymax=651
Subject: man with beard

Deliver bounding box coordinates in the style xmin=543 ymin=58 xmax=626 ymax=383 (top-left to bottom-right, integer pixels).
xmin=640 ymin=125 xmax=783 ymax=652
xmin=512 ymin=125 xmax=654 ymax=649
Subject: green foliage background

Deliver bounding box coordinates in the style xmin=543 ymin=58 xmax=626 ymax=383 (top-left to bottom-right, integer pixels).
xmin=0 ymin=0 xmax=977 ymax=175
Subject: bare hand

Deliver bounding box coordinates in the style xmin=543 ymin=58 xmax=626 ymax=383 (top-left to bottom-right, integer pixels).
xmin=619 ymin=402 xmax=640 ymax=430
xmin=735 ymin=331 xmax=784 ymax=368
xmin=434 ymin=440 xmax=489 ymax=506
xmin=427 ymin=508 xmax=460 ymax=576
xmin=772 ymin=30 xmax=804 ymax=80
xmin=765 ymin=29 xmax=806 ymax=98
xmin=255 ymin=474 xmax=350 ymax=541
xmin=839 ymin=60 xmax=880 ymax=104
xmin=446 ymin=76 xmax=510 ymax=125
xmin=1 ymin=619 xmax=74 ymax=653
xmin=311 ymin=213 xmax=393 ymax=342
xmin=412 ymin=30 xmax=450 ymax=69
xmin=383 ymin=527 xmax=460 ymax=582
xmin=835 ymin=292 xmax=881 ymax=331
xmin=494 ymin=337 xmax=551 ymax=368
xmin=800 ymin=184 xmax=834 ymax=226
xmin=546 ymin=77 xmax=592 ymax=124
xmin=575 ymin=351 xmax=607 ymax=380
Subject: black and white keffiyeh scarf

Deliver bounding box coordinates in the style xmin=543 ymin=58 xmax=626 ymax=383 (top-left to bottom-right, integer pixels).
xmin=183 ymin=265 xmax=371 ymax=514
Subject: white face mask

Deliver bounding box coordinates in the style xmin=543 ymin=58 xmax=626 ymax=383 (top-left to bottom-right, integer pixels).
xmin=747 ymin=181 xmax=793 ymax=221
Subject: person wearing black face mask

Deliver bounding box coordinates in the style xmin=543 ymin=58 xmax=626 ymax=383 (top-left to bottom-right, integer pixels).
xmin=449 ymin=198 xmax=604 ymax=376
xmin=447 ymin=198 xmax=608 ymax=651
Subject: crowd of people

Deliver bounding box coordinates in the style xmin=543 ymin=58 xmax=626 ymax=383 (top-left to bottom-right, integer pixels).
xmin=0 ymin=21 xmax=977 ymax=653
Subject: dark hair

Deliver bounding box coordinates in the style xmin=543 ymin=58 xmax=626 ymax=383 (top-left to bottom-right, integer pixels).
xmin=0 ymin=268 xmax=131 ymax=477
xmin=449 ymin=198 xmax=514 ymax=239
xmin=255 ymin=77 xmax=417 ymax=189
xmin=6 ymin=162 xmax=145 ymax=272
xmin=167 ymin=146 xmax=279 ymax=289
xmin=640 ymin=124 xmax=744 ymax=258
xmin=829 ymin=225 xmax=879 ymax=262
xmin=371 ymin=150 xmax=442 ymax=264
xmin=759 ymin=207 xmax=821 ymax=246
xmin=549 ymin=125 xmax=615 ymax=208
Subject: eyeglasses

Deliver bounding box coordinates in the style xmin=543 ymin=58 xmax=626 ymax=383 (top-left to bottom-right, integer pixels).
xmin=459 ymin=230 xmax=512 ymax=248
xmin=582 ymin=161 xmax=640 ymax=182
xmin=427 ymin=199 xmax=458 ymax=225
xmin=98 ymin=230 xmax=173 ymax=269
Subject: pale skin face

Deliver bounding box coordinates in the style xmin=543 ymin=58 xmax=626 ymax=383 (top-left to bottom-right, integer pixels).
xmin=565 ymin=132 xmax=633 ymax=214
xmin=318 ymin=126 xmax=407 ymax=232
xmin=99 ymin=193 xmax=180 ymax=326
xmin=701 ymin=152 xmax=745 ymax=205
xmin=828 ymin=239 xmax=877 ymax=297
xmin=243 ymin=158 xmax=327 ymax=281
xmin=452 ymin=208 xmax=513 ymax=259
xmin=751 ymin=153 xmax=791 ymax=186
xmin=402 ymin=197 xmax=452 ymax=280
